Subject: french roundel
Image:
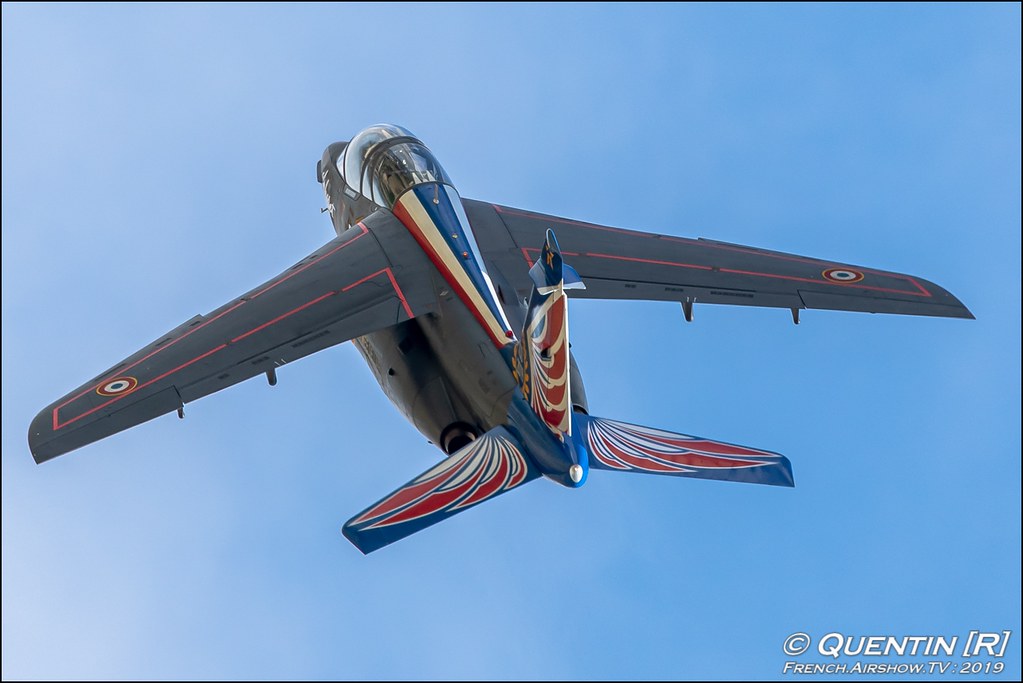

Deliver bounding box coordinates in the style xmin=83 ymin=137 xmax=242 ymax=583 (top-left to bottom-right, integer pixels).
xmin=96 ymin=376 xmax=139 ymax=396
xmin=822 ymin=268 xmax=864 ymax=284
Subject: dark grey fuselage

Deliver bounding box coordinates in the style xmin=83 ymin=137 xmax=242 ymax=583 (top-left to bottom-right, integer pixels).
xmin=352 ymin=299 xmax=516 ymax=453
xmin=318 ymin=141 xmax=584 ymax=454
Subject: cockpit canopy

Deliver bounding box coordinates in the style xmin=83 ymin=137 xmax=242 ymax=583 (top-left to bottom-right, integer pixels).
xmin=337 ymin=124 xmax=451 ymax=209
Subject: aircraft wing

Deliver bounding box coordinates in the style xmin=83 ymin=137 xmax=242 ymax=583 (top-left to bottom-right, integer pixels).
xmin=29 ymin=211 xmax=438 ymax=464
xmin=463 ymin=199 xmax=973 ymax=319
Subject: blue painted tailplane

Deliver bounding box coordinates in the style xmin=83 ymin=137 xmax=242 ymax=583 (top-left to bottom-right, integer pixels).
xmin=342 ymin=426 xmax=541 ymax=554
xmin=573 ymin=413 xmax=794 ymax=487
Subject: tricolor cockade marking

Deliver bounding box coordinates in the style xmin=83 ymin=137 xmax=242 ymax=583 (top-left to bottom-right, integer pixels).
xmin=95 ymin=376 xmax=138 ymax=397
xmin=822 ymin=268 xmax=865 ymax=283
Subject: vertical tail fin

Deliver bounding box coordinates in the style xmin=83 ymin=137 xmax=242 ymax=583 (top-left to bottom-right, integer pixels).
xmin=528 ymin=230 xmax=585 ymax=294
xmin=514 ymin=230 xmax=584 ymax=439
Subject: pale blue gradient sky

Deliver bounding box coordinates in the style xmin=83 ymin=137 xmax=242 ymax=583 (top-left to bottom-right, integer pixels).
xmin=3 ymin=4 xmax=1019 ymax=680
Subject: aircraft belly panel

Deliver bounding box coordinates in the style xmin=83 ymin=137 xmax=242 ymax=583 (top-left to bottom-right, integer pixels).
xmin=415 ymin=296 xmax=518 ymax=434
xmin=351 ymin=299 xmax=517 ymax=447
xmin=352 ymin=323 xmax=458 ymax=445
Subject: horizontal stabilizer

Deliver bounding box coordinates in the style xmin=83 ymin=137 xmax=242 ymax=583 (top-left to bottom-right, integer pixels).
xmin=563 ymin=263 xmax=586 ymax=290
xmin=576 ymin=415 xmax=793 ymax=487
xmin=529 ymin=229 xmax=584 ymax=294
xmin=342 ymin=426 xmax=541 ymax=553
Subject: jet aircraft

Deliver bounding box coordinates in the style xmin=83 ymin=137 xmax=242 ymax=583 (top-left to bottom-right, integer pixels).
xmin=29 ymin=124 xmax=973 ymax=553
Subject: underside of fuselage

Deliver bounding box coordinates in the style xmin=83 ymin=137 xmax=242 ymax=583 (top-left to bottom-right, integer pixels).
xmin=351 ymin=292 xmax=517 ymax=454
xmin=320 ymin=132 xmax=587 ymax=458
xmin=351 ymin=264 xmax=590 ymax=455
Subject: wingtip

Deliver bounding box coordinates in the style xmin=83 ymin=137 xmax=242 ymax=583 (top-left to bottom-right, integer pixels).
xmin=28 ymin=406 xmax=57 ymax=465
xmin=940 ymin=300 xmax=974 ymax=320
xmin=341 ymin=523 xmax=374 ymax=555
xmin=914 ymin=276 xmax=975 ymax=320
xmin=775 ymin=454 xmax=795 ymax=488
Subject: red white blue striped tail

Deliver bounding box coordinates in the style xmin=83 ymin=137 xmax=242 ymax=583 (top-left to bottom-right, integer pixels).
xmin=576 ymin=414 xmax=794 ymax=487
xmin=342 ymin=426 xmax=541 ymax=553
xmin=513 ymin=230 xmax=584 ymax=440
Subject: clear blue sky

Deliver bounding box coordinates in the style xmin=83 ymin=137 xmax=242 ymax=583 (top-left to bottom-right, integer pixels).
xmin=3 ymin=4 xmax=1019 ymax=680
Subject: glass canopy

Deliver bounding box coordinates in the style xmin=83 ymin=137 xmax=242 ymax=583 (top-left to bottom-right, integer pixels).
xmin=337 ymin=124 xmax=452 ymax=208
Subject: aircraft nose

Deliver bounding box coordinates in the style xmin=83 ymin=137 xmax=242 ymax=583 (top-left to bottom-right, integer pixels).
xmin=569 ymin=464 xmax=584 ymax=484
